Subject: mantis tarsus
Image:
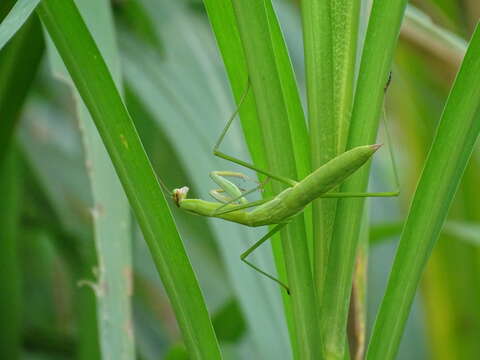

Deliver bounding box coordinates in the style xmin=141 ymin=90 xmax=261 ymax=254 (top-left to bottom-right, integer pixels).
xmin=169 ymin=84 xmax=399 ymax=293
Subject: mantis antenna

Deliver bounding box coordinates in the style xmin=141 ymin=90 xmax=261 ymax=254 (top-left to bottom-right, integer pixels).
xmin=157 ymin=174 xmax=173 ymax=197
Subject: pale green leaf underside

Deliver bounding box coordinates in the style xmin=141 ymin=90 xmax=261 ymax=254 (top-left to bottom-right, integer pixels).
xmin=0 ymin=0 xmax=40 ymax=51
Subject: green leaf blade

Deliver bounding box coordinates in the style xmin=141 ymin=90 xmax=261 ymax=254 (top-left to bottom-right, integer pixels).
xmin=320 ymin=0 xmax=409 ymax=358
xmin=0 ymin=0 xmax=40 ymax=51
xmin=0 ymin=150 xmax=21 ymax=360
xmin=42 ymin=0 xmax=135 ymax=358
xmin=367 ymin=23 xmax=480 ymax=360
xmin=0 ymin=14 xmax=43 ymax=165
xmin=36 ymin=0 xmax=222 ymax=358
xmin=225 ymin=1 xmax=318 ymax=359
xmin=300 ymin=0 xmax=336 ymax=310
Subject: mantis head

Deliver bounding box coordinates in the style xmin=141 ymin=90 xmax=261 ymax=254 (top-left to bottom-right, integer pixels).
xmin=172 ymin=186 xmax=189 ymax=206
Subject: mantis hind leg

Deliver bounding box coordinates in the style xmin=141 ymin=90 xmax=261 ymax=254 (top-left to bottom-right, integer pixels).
xmin=240 ymin=223 xmax=290 ymax=294
xmin=321 ymin=81 xmax=400 ymax=200
xmin=214 ymin=82 xmax=297 ymax=188
xmin=320 ymin=191 xmax=399 ymax=198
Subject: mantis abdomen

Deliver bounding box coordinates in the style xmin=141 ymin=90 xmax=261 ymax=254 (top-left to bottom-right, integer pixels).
xmin=286 ymin=144 xmax=380 ymax=207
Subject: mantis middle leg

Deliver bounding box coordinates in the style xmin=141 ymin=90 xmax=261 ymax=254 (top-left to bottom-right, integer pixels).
xmin=240 ymin=223 xmax=290 ymax=293
xmin=322 ymin=87 xmax=400 ymax=199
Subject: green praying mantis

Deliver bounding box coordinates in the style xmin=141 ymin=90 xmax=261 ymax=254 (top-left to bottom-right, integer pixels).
xmin=168 ymin=81 xmax=399 ymax=293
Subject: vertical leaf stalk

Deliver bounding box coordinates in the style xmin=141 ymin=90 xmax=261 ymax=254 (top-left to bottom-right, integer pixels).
xmin=300 ymin=0 xmax=335 ymax=308
xmin=321 ymin=0 xmax=408 ymax=358
xmin=331 ymin=0 xmax=361 ymax=153
xmin=230 ymin=1 xmax=319 ymax=358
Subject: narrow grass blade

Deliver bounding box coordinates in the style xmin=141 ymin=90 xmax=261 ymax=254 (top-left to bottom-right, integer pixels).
xmin=367 ymin=24 xmax=480 ymax=360
xmin=42 ymin=0 xmax=134 ymax=358
xmin=121 ymin=1 xmax=291 ymax=355
xmin=402 ymin=5 xmax=466 ymax=67
xmin=20 ymin=146 xmax=101 ymax=360
xmin=202 ymin=0 xmax=310 ymax=357
xmin=347 ymin=209 xmax=370 ymax=360
xmin=0 ymin=11 xmax=43 ymax=358
xmin=421 ymin=232 xmax=480 ymax=360
xmin=36 ymin=1 xmax=222 ymax=358
xmin=115 ymin=0 xmax=162 ymax=51
xmin=264 ymin=0 xmax=310 ymax=181
xmin=228 ymin=1 xmax=318 ymax=359
xmin=201 ymin=0 xmax=267 ymax=170
xmin=0 ymin=150 xmax=21 ymax=360
xmin=300 ymin=0 xmax=335 ymax=308
xmin=0 ymin=0 xmax=40 ymax=50
xmin=0 ymin=0 xmax=14 ymax=16
xmin=393 ymin=43 xmax=480 ymax=358
xmin=301 ymin=0 xmax=360 ymax=313
xmin=443 ymin=222 xmax=480 ymax=246
xmin=0 ymin=15 xmax=43 ymax=165
xmin=331 ymin=0 xmax=360 ymax=152
xmin=321 ymin=0 xmax=408 ymax=358
xmin=336 ymin=5 xmax=364 ymax=358
xmin=371 ymin=220 xmax=480 ymax=247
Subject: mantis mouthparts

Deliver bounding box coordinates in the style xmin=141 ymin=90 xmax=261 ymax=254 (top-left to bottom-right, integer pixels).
xmin=173 ymin=186 xmax=189 ymax=206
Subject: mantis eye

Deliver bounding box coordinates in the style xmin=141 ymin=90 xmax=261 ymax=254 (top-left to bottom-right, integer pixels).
xmin=172 ymin=186 xmax=189 ymax=206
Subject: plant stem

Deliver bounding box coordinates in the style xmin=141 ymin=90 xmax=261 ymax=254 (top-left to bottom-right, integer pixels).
xmin=320 ymin=0 xmax=408 ymax=358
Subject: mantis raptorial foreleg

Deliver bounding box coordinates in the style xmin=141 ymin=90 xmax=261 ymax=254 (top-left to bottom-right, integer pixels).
xmin=212 ymin=176 xmax=271 ymax=215
xmin=206 ymin=169 xmax=271 ymax=214
xmin=209 ymin=171 xmax=250 ymax=204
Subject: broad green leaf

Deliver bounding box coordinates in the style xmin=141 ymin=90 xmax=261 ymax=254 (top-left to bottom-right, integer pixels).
xmin=212 ymin=298 xmax=246 ymax=343
xmin=42 ymin=0 xmax=135 ymax=358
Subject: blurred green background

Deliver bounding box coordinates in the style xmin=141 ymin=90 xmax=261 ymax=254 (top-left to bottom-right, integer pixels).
xmin=1 ymin=0 xmax=480 ymax=359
